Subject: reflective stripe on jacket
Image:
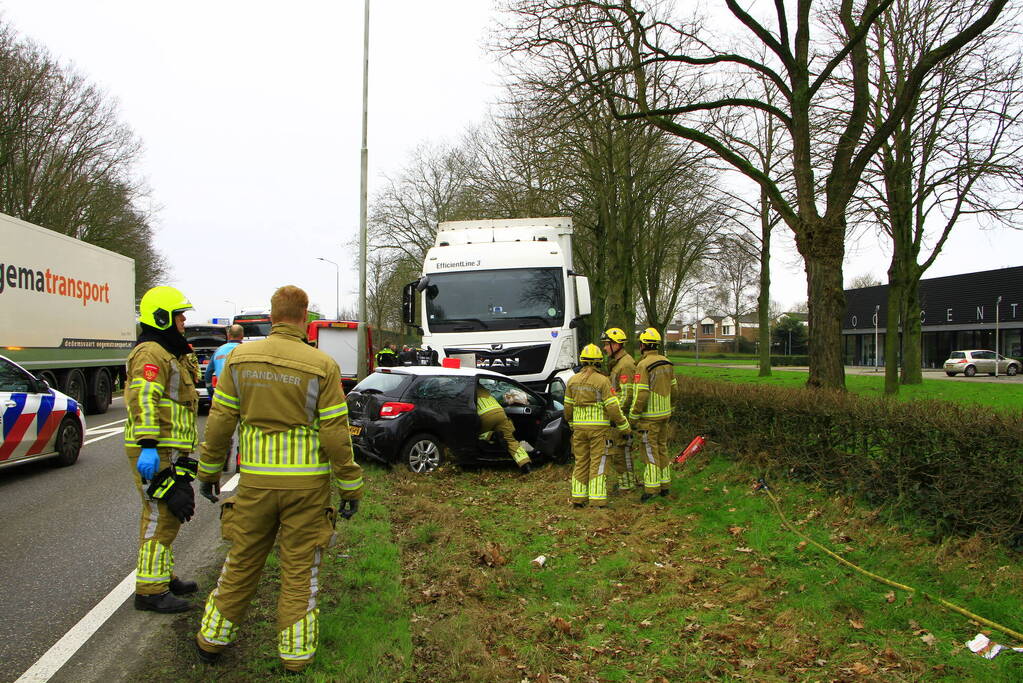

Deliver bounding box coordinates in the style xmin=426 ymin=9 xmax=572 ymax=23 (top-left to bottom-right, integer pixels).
xmin=124 ymin=341 xmax=198 ymax=450
xmin=564 ymin=367 xmax=629 ymax=431
xmin=629 ymin=351 xmax=676 ymax=421
xmin=197 ymin=322 xmax=363 ymax=498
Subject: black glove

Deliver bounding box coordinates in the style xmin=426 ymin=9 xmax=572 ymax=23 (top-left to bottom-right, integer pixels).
xmin=146 ymin=458 xmax=198 ymax=523
xmin=340 ymin=499 xmax=360 ymax=520
xmin=199 ymin=481 xmax=220 ymax=504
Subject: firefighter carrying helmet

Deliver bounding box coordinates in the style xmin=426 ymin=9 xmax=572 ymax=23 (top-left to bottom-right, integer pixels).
xmin=600 ymin=327 xmax=627 ymax=344
xmin=139 ymin=286 xmax=193 ymax=330
xmin=579 ymin=343 xmax=603 ymax=364
xmin=639 ymin=327 xmax=662 ymax=345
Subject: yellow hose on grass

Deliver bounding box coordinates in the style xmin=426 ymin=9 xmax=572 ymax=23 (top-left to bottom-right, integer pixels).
xmin=754 ymin=478 xmax=1023 ymax=643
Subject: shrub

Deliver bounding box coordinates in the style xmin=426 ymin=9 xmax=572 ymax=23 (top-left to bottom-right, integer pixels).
xmin=674 ymin=377 xmax=1023 ymax=543
xmin=770 ymin=355 xmax=809 ymax=366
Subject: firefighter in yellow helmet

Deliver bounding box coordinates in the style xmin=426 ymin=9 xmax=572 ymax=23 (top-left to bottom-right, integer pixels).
xmin=629 ymin=328 xmax=677 ymax=501
xmin=476 ymin=383 xmax=532 ymax=473
xmin=125 ymin=285 xmax=200 ymax=613
xmin=194 ymin=285 xmax=364 ymax=673
xmin=565 ymin=344 xmax=630 ymax=507
xmin=601 ymin=327 xmax=638 ymax=492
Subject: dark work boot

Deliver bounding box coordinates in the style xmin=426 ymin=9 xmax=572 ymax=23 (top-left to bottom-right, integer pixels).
xmin=169 ymin=577 xmax=198 ymax=595
xmin=194 ymin=638 xmax=222 ymax=664
xmin=659 ymin=489 xmax=670 ymax=498
xmin=640 ymin=492 xmax=655 ymax=503
xmin=519 ymin=462 xmax=532 ymax=475
xmin=134 ymin=591 xmax=190 ymax=613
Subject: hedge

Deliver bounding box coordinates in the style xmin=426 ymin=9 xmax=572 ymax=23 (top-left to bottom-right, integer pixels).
xmin=673 ymin=376 xmax=1023 ymax=543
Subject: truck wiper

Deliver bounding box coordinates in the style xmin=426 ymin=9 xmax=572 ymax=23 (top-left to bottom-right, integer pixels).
xmin=443 ymin=318 xmax=489 ymax=330
xmin=509 ymin=316 xmax=554 ymax=327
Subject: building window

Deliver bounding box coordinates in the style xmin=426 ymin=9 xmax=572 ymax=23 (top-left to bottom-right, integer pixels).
xmin=722 ymin=325 xmax=731 ymax=336
xmin=701 ymin=324 xmax=714 ymax=335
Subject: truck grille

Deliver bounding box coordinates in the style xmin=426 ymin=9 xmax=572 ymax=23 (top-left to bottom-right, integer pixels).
xmin=444 ymin=344 xmax=550 ymax=376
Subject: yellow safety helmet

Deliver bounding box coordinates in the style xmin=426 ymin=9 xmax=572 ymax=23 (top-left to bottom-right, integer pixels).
xmin=600 ymin=327 xmax=627 ymax=344
xmin=639 ymin=327 xmax=662 ymax=345
xmin=139 ymin=286 xmax=192 ymax=330
xmin=579 ymin=343 xmax=603 ymax=364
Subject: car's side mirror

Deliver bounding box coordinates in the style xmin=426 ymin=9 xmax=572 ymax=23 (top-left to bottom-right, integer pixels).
xmin=33 ymin=377 xmax=51 ymax=393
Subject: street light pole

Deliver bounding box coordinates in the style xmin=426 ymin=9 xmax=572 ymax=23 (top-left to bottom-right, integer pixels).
xmin=356 ymin=0 xmax=370 ymax=380
xmin=996 ymin=295 xmax=1003 ymax=377
xmin=695 ymin=290 xmax=701 ymax=366
xmin=316 ymin=257 xmax=341 ymax=319
xmin=224 ymin=300 xmax=236 ymax=318
xmin=874 ymin=304 xmax=880 ymax=372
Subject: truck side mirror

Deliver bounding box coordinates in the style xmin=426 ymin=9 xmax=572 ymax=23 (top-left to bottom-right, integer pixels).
xmin=573 ymin=275 xmax=591 ymax=316
xmin=402 ymin=281 xmax=417 ymax=326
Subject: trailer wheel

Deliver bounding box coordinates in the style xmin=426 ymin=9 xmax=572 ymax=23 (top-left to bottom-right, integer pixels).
xmin=85 ymin=368 xmax=112 ymax=415
xmin=60 ymin=369 xmax=87 ymax=406
xmin=39 ymin=371 xmax=59 ymax=390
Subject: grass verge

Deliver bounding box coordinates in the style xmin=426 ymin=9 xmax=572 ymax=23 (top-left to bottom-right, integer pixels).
xmin=675 ymin=364 xmax=1023 ymax=412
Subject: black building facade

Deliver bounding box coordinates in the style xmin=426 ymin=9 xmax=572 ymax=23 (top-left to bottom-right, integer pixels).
xmin=843 ymin=266 xmax=1023 ymax=368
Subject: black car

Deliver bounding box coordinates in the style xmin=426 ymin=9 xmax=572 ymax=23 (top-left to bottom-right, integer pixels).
xmin=184 ymin=324 xmax=228 ymax=413
xmin=346 ymin=366 xmax=570 ymax=473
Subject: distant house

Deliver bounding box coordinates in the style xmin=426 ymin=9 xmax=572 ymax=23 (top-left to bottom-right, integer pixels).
xmin=777 ymin=311 xmax=809 ymax=326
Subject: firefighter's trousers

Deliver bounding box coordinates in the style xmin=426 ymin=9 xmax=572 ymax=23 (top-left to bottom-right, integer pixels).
xmin=479 ymin=409 xmax=530 ymax=466
xmin=609 ymin=431 xmax=638 ymax=490
xmin=196 ymin=484 xmax=336 ymax=672
xmin=635 ymin=419 xmax=672 ymax=494
xmin=128 ymin=446 xmax=185 ymax=595
xmin=570 ymin=427 xmax=612 ymax=506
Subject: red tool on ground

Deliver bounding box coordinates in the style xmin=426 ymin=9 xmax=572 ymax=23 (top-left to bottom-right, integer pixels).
xmin=674 ymin=434 xmax=707 ymax=464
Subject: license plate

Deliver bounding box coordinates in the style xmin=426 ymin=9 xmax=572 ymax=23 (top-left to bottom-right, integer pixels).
xmin=349 ymin=425 xmax=362 ymax=436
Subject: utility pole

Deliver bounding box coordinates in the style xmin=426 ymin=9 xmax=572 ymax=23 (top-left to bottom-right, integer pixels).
xmin=356 ymin=0 xmax=370 ymax=379
xmin=996 ymin=295 xmax=1002 ymax=377
xmin=874 ymin=304 xmax=880 ymax=372
xmin=694 ymin=290 xmax=701 ymax=366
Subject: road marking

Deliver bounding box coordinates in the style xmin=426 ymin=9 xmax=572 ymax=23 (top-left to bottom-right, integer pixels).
xmin=87 ymin=417 xmax=128 ymax=432
xmin=14 ymin=469 xmax=241 ymax=682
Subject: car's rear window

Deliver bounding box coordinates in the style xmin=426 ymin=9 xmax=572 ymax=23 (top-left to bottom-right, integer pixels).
xmin=353 ymin=372 xmax=409 ymax=396
xmin=949 ymin=351 xmax=965 ymax=359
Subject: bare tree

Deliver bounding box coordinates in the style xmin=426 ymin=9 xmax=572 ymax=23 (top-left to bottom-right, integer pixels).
xmin=707 ymin=234 xmax=760 ymax=352
xmin=848 ymin=273 xmax=882 ymax=288
xmin=500 ymin=0 xmax=1010 ymax=389
xmin=854 ymin=0 xmax=1023 ymax=392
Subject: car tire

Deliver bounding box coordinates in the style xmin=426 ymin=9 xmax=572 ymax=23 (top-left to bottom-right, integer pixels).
xmin=1008 ymin=364 xmax=1019 ymax=376
xmin=60 ymin=369 xmax=88 ymax=406
xmin=85 ymin=368 xmax=112 ymax=415
xmin=400 ymin=433 xmax=443 ymax=474
xmin=945 ymin=372 xmax=956 ymax=377
xmin=964 ymin=365 xmax=977 ymax=377
xmin=52 ymin=416 xmax=83 ymax=467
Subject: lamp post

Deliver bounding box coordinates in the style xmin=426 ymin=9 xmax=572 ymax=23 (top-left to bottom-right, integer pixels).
xmin=996 ymin=295 xmax=1002 ymax=377
xmin=874 ymin=304 xmax=880 ymax=372
xmin=695 ymin=290 xmax=701 ymax=366
xmin=224 ymin=300 xmax=236 ymax=318
xmin=316 ymin=257 xmax=341 ymax=319
xmin=356 ymin=0 xmax=371 ymax=380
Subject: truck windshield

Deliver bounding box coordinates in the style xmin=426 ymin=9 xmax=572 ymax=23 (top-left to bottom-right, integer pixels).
xmin=425 ymin=267 xmax=564 ymax=332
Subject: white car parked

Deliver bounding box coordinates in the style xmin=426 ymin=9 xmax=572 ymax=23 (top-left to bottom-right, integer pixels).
xmin=943 ymin=350 xmax=1021 ymax=377
xmin=1 ymin=354 xmax=86 ymax=469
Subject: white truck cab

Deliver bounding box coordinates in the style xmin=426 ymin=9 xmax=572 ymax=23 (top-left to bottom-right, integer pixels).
xmin=402 ymin=217 xmax=590 ymax=400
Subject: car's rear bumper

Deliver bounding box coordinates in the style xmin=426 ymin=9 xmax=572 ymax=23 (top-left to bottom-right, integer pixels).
xmin=349 ymin=419 xmax=402 ymax=464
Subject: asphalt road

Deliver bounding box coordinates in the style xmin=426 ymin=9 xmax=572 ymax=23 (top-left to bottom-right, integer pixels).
xmin=0 ymin=399 xmax=225 ymax=683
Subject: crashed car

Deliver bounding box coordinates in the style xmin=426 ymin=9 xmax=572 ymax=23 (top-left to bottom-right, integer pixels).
xmin=184 ymin=323 xmax=227 ymax=413
xmin=346 ymin=365 xmax=570 ymax=473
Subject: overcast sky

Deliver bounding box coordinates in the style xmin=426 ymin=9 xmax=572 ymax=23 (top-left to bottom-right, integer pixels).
xmin=3 ymin=1 xmax=1022 ymax=325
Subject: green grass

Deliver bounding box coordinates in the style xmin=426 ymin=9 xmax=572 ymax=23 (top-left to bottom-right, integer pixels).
xmin=675 ymin=363 xmax=1023 ymax=412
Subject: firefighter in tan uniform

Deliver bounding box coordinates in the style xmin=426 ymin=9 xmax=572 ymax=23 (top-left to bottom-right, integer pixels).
xmin=193 ymin=285 xmax=364 ymax=674
xmin=565 ymin=344 xmax=630 ymax=507
xmin=601 ymin=327 xmax=638 ymax=491
xmin=125 ymin=286 xmax=200 ymax=613
xmin=476 ymin=384 xmax=532 ymax=473
xmin=629 ymin=328 xmax=676 ymax=501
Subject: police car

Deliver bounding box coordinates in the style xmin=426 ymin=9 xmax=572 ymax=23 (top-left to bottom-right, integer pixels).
xmin=1 ymin=354 xmax=86 ymax=470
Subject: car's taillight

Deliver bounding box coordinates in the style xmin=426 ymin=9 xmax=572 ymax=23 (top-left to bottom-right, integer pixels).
xmin=958 ymin=359 xmax=968 ymax=363
xmin=379 ymin=402 xmax=415 ymax=419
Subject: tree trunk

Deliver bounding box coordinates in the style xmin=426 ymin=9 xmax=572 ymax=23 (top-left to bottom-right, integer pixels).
xmin=883 ymin=277 xmax=903 ymax=395
xmin=901 ymin=275 xmax=923 ymax=384
xmin=800 ymin=219 xmax=847 ymax=390
xmin=758 ymin=188 xmax=772 ymax=376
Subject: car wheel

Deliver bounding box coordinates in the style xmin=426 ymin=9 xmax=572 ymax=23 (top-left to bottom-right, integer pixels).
xmin=945 ymin=372 xmax=956 ymax=377
xmin=400 ymin=433 xmax=443 ymax=474
xmin=85 ymin=368 xmax=112 ymax=415
xmin=60 ymin=368 xmax=88 ymax=406
xmin=1008 ymin=364 xmax=1019 ymax=376
xmin=52 ymin=416 xmax=83 ymax=467
xmin=964 ymin=365 xmax=977 ymax=377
